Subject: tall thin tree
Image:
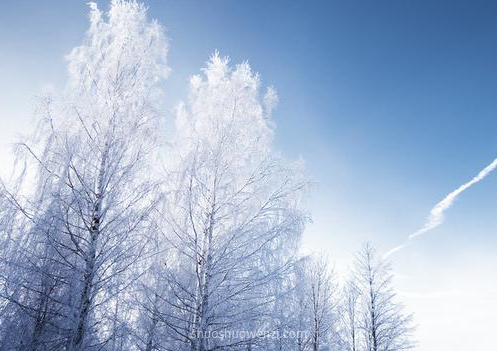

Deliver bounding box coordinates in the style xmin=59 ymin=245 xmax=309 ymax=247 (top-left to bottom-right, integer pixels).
xmin=353 ymin=244 xmax=415 ymax=351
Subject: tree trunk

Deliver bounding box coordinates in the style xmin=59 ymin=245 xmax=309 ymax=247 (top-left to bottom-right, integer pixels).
xmin=192 ymin=188 xmax=216 ymax=351
xmin=68 ymin=142 xmax=108 ymax=351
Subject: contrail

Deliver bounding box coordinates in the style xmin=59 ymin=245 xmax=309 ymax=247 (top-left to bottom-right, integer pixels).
xmin=383 ymin=243 xmax=408 ymax=259
xmin=384 ymin=155 xmax=497 ymax=259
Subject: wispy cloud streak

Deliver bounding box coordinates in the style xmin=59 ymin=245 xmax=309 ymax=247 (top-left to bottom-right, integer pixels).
xmin=384 ymin=155 xmax=497 ymax=259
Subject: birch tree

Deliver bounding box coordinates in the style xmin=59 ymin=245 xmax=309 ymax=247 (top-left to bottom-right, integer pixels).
xmin=340 ymin=280 xmax=360 ymax=351
xmin=154 ymin=53 xmax=308 ymax=351
xmin=353 ymin=244 xmax=415 ymax=351
xmin=285 ymin=256 xmax=340 ymax=351
xmin=306 ymin=257 xmax=339 ymax=351
xmin=0 ymin=1 xmax=169 ymax=350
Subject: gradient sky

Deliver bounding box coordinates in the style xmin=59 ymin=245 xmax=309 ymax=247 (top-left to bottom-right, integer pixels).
xmin=1 ymin=1 xmax=497 ymax=349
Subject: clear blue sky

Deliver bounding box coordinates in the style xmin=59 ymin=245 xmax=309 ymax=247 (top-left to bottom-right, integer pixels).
xmin=1 ymin=1 xmax=497 ymax=349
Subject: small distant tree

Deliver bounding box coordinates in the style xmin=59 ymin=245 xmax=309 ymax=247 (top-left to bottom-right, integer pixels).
xmin=307 ymin=257 xmax=340 ymax=351
xmin=340 ymin=280 xmax=360 ymax=351
xmin=287 ymin=256 xmax=340 ymax=351
xmin=352 ymin=244 xmax=415 ymax=351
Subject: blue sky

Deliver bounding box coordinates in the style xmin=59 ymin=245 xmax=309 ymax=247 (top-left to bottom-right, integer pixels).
xmin=1 ymin=1 xmax=497 ymax=349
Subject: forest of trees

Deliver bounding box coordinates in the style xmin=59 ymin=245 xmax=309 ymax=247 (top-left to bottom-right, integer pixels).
xmin=0 ymin=1 xmax=415 ymax=350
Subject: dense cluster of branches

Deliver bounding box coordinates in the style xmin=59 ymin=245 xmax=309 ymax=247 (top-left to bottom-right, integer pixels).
xmin=0 ymin=1 xmax=415 ymax=351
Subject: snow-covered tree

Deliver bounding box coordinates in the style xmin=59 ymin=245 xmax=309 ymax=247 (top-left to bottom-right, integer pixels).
xmin=340 ymin=279 xmax=361 ymax=351
xmin=154 ymin=53 xmax=309 ymax=351
xmin=352 ymin=244 xmax=415 ymax=351
xmin=0 ymin=1 xmax=169 ymax=350
xmin=306 ymin=257 xmax=340 ymax=351
xmin=283 ymin=256 xmax=340 ymax=351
